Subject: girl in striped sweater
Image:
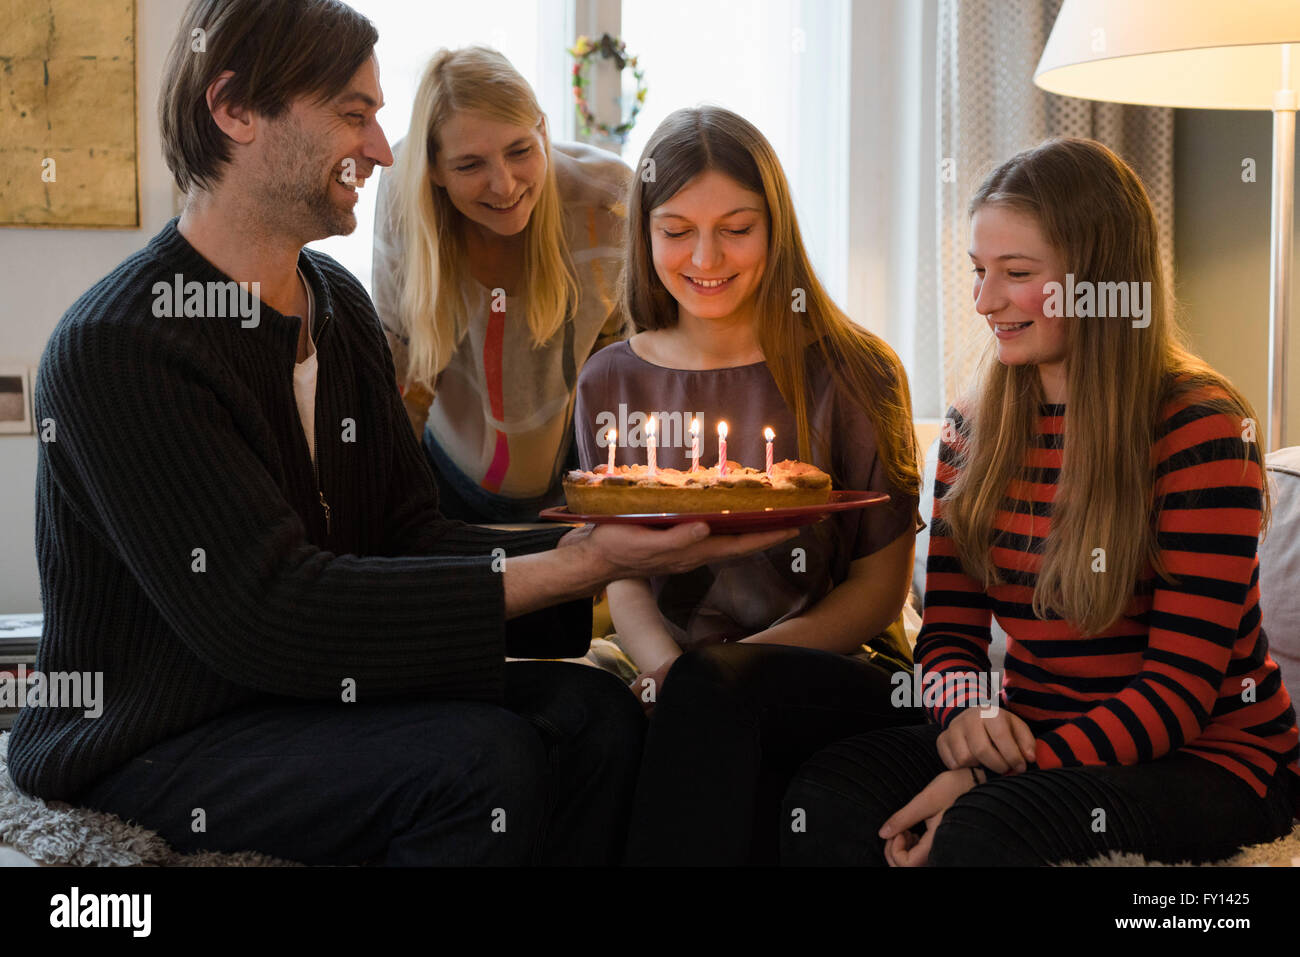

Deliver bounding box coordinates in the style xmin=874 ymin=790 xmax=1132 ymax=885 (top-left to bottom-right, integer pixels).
xmin=781 ymin=137 xmax=1300 ymax=866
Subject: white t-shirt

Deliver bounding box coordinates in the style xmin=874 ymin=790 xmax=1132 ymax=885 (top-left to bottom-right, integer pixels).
xmin=292 ymin=267 xmax=317 ymax=464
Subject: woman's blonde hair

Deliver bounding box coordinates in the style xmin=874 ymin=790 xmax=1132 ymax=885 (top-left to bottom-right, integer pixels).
xmin=623 ymin=106 xmax=921 ymax=500
xmin=389 ymin=46 xmax=577 ymax=390
xmin=944 ymin=136 xmax=1268 ymax=635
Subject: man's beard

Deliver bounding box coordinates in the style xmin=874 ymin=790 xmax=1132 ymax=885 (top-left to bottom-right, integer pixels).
xmin=256 ymin=117 xmax=356 ymax=241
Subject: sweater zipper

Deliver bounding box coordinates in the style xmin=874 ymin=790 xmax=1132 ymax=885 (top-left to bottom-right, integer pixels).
xmin=310 ymin=310 xmax=332 ymax=538
xmin=312 ymin=436 xmax=331 ymax=537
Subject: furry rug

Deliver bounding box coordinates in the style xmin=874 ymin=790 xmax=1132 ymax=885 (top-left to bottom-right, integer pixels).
xmin=2 ymin=729 xmax=1296 ymax=867
xmin=0 ymin=732 xmax=297 ymax=866
xmin=1069 ymin=827 xmax=1300 ymax=867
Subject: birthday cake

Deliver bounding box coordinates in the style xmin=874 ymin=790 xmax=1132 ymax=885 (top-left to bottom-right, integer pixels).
xmin=563 ymin=459 xmax=832 ymax=515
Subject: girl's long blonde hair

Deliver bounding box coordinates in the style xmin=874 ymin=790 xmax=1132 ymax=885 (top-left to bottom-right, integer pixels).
xmin=389 ymin=46 xmax=577 ymax=390
xmin=944 ymin=137 xmax=1268 ymax=635
xmin=622 ymin=106 xmax=921 ymax=500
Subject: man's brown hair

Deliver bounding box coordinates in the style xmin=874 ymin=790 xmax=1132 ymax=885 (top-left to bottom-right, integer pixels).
xmin=160 ymin=0 xmax=378 ymax=193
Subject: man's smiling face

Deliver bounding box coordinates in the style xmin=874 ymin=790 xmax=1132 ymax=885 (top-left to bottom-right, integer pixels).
xmin=253 ymin=53 xmax=393 ymax=241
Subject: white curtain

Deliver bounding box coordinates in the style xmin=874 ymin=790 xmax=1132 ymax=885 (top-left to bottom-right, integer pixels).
xmin=846 ymin=0 xmax=941 ymax=417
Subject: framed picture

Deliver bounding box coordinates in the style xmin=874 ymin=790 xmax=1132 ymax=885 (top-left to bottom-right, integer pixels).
xmin=0 ymin=366 xmax=33 ymax=434
xmin=0 ymin=0 xmax=139 ymax=228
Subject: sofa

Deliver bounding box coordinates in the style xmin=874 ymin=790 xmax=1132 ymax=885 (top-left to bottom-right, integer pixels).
xmin=3 ymin=443 xmax=1297 ymax=866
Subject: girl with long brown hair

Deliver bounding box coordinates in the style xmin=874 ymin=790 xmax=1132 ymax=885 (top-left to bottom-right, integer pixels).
xmin=783 ymin=137 xmax=1300 ymax=866
xmin=572 ymin=106 xmax=926 ymax=864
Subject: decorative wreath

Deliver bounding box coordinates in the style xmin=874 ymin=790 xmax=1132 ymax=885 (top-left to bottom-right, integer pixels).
xmin=568 ymin=33 xmax=647 ymax=143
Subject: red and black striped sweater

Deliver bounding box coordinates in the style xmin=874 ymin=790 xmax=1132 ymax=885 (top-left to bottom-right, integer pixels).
xmin=918 ymin=393 xmax=1300 ymax=813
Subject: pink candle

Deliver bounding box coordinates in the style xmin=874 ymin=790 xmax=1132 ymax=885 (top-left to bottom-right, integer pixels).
xmin=717 ymin=420 xmax=728 ymax=476
xmin=764 ymin=427 xmax=774 ymax=477
xmin=646 ymin=414 xmax=657 ymax=479
xmin=605 ymin=428 xmax=617 ymax=474
xmin=689 ymin=418 xmax=701 ymax=472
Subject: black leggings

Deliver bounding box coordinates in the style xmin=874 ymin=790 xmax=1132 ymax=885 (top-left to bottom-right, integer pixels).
xmin=781 ymin=722 xmax=1297 ymax=866
xmin=623 ymin=642 xmax=925 ymax=865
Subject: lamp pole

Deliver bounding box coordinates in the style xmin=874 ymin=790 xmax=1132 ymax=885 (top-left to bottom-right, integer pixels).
xmin=1269 ymin=44 xmax=1295 ymax=452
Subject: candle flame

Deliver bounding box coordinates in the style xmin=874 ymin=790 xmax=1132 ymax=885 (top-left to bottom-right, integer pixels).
xmin=718 ymin=420 xmax=728 ymax=438
xmin=690 ymin=417 xmax=700 ymax=436
xmin=764 ymin=427 xmax=774 ymax=441
xmin=646 ymin=414 xmax=656 ymax=437
xmin=606 ymin=428 xmax=617 ymax=444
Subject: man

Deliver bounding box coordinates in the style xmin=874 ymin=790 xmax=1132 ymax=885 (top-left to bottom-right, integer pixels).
xmin=7 ymin=0 xmax=790 ymax=865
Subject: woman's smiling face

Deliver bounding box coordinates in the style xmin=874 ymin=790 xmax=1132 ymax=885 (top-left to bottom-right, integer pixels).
xmin=968 ymin=204 xmax=1069 ymax=372
xmin=649 ymin=169 xmax=768 ymax=325
xmin=431 ymin=109 xmax=547 ymax=238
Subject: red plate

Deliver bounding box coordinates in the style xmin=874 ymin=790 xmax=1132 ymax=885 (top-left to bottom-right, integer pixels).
xmin=538 ymin=490 xmax=891 ymax=533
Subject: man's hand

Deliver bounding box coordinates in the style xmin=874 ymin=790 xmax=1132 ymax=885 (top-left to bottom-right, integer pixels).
xmin=560 ymin=521 xmax=797 ymax=587
xmin=879 ymin=768 xmax=980 ymax=867
xmin=506 ymin=523 xmax=795 ymax=621
xmin=936 ymin=706 xmax=1037 ymax=774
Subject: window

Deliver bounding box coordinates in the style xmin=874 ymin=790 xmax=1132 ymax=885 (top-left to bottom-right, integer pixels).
xmin=620 ymin=0 xmax=850 ymax=303
xmin=307 ymin=0 xmax=573 ymax=292
xmin=310 ymin=2 xmax=933 ymax=412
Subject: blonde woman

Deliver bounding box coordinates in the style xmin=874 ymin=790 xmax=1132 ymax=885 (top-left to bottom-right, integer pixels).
xmin=783 ymin=137 xmax=1300 ymax=867
xmin=373 ymin=46 xmax=630 ymax=522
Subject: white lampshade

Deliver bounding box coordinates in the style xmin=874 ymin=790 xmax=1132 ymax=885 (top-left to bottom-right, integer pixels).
xmin=1034 ymin=0 xmax=1300 ymax=108
xmin=1034 ymin=0 xmax=1300 ymax=450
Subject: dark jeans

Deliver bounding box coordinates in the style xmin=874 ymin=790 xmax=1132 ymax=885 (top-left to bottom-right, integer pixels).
xmin=79 ymin=661 xmax=645 ymax=866
xmin=423 ymin=427 xmax=573 ymax=524
xmin=781 ymin=722 xmax=1298 ymax=866
xmin=623 ymin=642 xmax=924 ymax=866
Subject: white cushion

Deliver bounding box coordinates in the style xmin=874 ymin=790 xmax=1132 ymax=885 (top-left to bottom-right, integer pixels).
xmin=912 ymin=437 xmax=941 ymax=604
xmin=1261 ymin=447 xmax=1300 ymax=705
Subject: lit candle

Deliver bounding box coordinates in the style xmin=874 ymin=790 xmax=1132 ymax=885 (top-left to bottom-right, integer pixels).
xmin=717 ymin=420 xmax=728 ymax=476
xmin=689 ymin=417 xmax=701 ymax=472
xmin=605 ymin=428 xmax=617 ymax=474
xmin=764 ymin=426 xmax=775 ymax=477
xmin=646 ymin=414 xmax=657 ymax=479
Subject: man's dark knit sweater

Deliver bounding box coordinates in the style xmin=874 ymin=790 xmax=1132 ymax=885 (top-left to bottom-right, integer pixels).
xmin=9 ymin=218 xmax=590 ymax=802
